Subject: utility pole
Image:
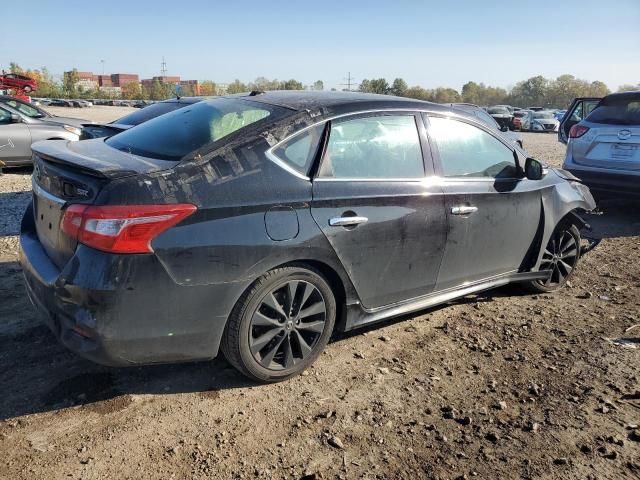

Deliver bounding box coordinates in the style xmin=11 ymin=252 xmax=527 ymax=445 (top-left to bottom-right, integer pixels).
xmin=100 ymin=59 xmax=105 ymax=75
xmin=161 ymin=57 xmax=168 ymax=77
xmin=340 ymin=72 xmax=356 ymax=92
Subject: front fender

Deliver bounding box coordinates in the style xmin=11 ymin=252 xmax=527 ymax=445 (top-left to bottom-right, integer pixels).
xmin=534 ymin=171 xmax=597 ymax=269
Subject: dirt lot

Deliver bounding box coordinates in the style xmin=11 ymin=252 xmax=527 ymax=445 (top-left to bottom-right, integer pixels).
xmin=0 ymin=110 xmax=638 ymax=479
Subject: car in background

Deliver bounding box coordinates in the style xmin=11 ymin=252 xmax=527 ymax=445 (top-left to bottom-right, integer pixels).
xmin=487 ymin=105 xmax=514 ymax=129
xmin=554 ymin=110 xmax=567 ymax=121
xmin=522 ymin=110 xmax=559 ymax=133
xmin=0 ymin=95 xmax=89 ymax=128
xmin=0 ymin=73 xmax=37 ymax=93
xmin=447 ymin=103 xmax=524 ymax=149
xmin=80 ymin=96 xmax=209 ymax=139
xmin=527 ymin=107 xmax=544 ymax=112
xmin=0 ymin=103 xmax=80 ymax=167
xmin=561 ymin=91 xmax=640 ymax=198
xmin=19 ymin=91 xmax=595 ymax=382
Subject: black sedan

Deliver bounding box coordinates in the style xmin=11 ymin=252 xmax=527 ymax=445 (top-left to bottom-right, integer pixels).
xmin=20 ymin=91 xmax=596 ymax=382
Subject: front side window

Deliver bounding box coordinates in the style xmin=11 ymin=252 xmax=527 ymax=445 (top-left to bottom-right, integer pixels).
xmin=272 ymin=124 xmax=324 ymax=175
xmin=319 ymin=115 xmax=424 ymax=179
xmin=5 ymin=99 xmax=44 ymax=118
xmin=0 ymin=108 xmax=12 ymax=124
xmin=428 ymin=116 xmax=517 ymax=178
xmin=106 ymin=98 xmax=286 ymax=161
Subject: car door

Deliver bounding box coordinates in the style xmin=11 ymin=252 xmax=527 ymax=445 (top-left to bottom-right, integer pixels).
xmin=0 ymin=107 xmax=32 ymax=164
xmin=559 ymin=97 xmax=601 ymax=144
xmin=425 ymin=114 xmax=542 ymax=291
xmin=310 ymin=112 xmax=447 ymax=309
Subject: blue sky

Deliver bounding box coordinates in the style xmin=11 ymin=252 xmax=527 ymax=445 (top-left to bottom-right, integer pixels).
xmin=2 ymin=0 xmax=638 ymax=90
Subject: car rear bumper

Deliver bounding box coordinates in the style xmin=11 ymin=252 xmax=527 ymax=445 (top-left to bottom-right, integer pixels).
xmin=563 ymin=166 xmax=639 ymax=196
xmin=19 ymin=203 xmax=245 ymax=367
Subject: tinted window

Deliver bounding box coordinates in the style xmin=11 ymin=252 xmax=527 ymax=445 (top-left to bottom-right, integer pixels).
xmin=3 ymin=99 xmax=45 ymax=118
xmin=319 ymin=115 xmax=424 ymax=178
xmin=272 ymin=124 xmax=324 ymax=175
xmin=488 ymin=106 xmax=510 ymax=114
xmin=114 ymin=101 xmax=193 ymax=126
xmin=429 ymin=116 xmax=517 ymax=178
xmin=587 ymin=94 xmax=640 ymax=125
xmin=106 ymin=98 xmax=284 ymax=161
xmin=533 ymin=111 xmax=555 ymax=120
xmin=0 ymin=107 xmax=11 ymax=124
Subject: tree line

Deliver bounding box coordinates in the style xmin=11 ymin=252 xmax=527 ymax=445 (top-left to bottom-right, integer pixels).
xmin=5 ymin=63 xmax=639 ymax=108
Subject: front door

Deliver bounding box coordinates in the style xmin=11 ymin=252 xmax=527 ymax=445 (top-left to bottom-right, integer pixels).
xmin=0 ymin=107 xmax=31 ymax=164
xmin=426 ymin=114 xmax=542 ymax=290
xmin=311 ymin=112 xmax=447 ymax=309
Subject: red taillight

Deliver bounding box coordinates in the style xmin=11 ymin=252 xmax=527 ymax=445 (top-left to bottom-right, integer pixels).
xmin=61 ymin=204 xmax=197 ymax=254
xmin=569 ymin=125 xmax=590 ymax=138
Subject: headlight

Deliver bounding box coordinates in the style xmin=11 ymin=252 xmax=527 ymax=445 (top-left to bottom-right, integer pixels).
xmin=63 ymin=125 xmax=82 ymax=136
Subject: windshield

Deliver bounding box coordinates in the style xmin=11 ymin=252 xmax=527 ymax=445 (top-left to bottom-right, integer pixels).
xmin=533 ymin=111 xmax=555 ymax=119
xmin=106 ymin=98 xmax=287 ymax=161
xmin=487 ymin=107 xmax=510 ymax=115
xmin=586 ymin=94 xmax=640 ymax=125
xmin=2 ymin=99 xmax=47 ymax=118
xmin=112 ymin=101 xmax=194 ymax=126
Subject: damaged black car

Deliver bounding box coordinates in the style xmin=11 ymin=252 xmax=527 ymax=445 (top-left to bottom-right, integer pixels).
xmin=20 ymin=91 xmax=596 ymax=382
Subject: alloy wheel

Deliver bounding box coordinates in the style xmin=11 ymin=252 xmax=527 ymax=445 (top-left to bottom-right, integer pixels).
xmin=248 ymin=280 xmax=327 ymax=370
xmin=538 ymin=229 xmax=579 ymax=287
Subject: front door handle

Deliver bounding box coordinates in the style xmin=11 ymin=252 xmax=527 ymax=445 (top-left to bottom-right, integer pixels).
xmin=329 ymin=216 xmax=368 ymax=227
xmin=451 ymin=206 xmax=478 ymax=215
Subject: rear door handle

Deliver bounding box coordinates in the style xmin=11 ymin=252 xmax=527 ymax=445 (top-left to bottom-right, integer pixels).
xmin=329 ymin=216 xmax=368 ymax=227
xmin=451 ymin=206 xmax=478 ymax=215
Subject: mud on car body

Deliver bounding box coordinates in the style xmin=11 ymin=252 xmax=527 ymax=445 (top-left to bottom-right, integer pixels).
xmin=20 ymin=91 xmax=597 ymax=382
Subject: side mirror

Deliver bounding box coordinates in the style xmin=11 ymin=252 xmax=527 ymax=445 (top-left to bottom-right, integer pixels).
xmin=524 ymin=157 xmax=545 ymax=180
xmin=10 ymin=114 xmax=22 ymax=123
xmin=500 ymin=125 xmax=509 ymax=132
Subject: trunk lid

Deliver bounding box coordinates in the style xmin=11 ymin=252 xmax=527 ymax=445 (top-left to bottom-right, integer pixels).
xmin=31 ymin=139 xmax=179 ymax=268
xmin=571 ymin=124 xmax=640 ymax=171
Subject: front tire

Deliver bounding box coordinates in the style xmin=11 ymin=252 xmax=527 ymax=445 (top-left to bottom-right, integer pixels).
xmin=526 ymin=223 xmax=581 ymax=293
xmin=221 ymin=266 xmax=336 ymax=382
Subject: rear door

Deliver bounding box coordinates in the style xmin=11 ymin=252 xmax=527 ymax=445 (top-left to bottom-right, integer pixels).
xmin=426 ymin=114 xmax=542 ymax=290
xmin=311 ymin=112 xmax=447 ymax=309
xmin=559 ymin=97 xmax=601 ymax=143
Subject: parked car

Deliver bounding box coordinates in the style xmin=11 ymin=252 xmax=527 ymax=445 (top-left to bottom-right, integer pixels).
xmin=527 ymin=107 xmax=544 ymax=112
xmin=20 ymin=91 xmax=596 ymax=382
xmin=447 ymin=103 xmax=524 ymax=149
xmin=0 ymin=73 xmax=37 ymax=93
xmin=561 ymin=91 xmax=640 ymax=198
xmin=80 ymin=96 xmax=209 ymax=139
xmin=0 ymin=95 xmax=89 ymax=128
xmin=487 ymin=105 xmax=513 ymax=129
xmin=523 ymin=110 xmax=559 ymax=133
xmin=0 ymin=103 xmax=80 ymax=167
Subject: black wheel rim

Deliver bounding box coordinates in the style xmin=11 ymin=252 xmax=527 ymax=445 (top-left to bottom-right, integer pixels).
xmin=538 ymin=229 xmax=578 ymax=287
xmin=249 ymin=280 xmax=326 ymax=371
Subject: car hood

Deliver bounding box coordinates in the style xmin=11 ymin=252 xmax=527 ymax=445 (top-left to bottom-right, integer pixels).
xmin=45 ymin=115 xmax=92 ymax=127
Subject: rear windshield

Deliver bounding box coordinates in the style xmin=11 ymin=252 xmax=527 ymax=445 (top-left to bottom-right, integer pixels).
xmin=587 ymin=94 xmax=640 ymax=125
xmin=488 ymin=107 xmax=510 ymax=115
xmin=113 ymin=101 xmax=192 ymax=126
xmin=106 ymin=98 xmax=286 ymax=161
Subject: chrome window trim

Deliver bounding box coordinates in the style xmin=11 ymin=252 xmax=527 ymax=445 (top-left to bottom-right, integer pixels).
xmin=265 ymin=107 xmax=485 ymax=181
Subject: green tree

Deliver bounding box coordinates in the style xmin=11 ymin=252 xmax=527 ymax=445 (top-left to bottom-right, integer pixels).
xmin=122 ymin=82 xmax=142 ymax=99
xmin=199 ymin=80 xmax=217 ymax=96
xmin=404 ymin=85 xmax=430 ymax=100
xmin=509 ymin=75 xmax=549 ymax=107
xmin=63 ymin=69 xmax=79 ymax=98
xmin=461 ymin=81 xmax=481 ymax=104
xmin=617 ymin=83 xmax=639 ymax=92
xmin=432 ymin=87 xmax=461 ymax=103
xmin=391 ymin=78 xmax=408 ymax=97
xmin=226 ymin=79 xmax=248 ymax=94
xmin=313 ymin=80 xmax=324 ymax=91
xmin=358 ymin=79 xmax=372 ymax=93
xmin=280 ymin=79 xmax=304 ymax=90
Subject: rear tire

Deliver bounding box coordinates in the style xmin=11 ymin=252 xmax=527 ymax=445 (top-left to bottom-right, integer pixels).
xmin=525 ymin=223 xmax=581 ymax=293
xmin=221 ymin=266 xmax=336 ymax=382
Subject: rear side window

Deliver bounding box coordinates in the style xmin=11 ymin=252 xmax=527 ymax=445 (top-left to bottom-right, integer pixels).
xmin=429 ymin=116 xmax=517 ymax=178
xmin=106 ymin=98 xmax=286 ymax=161
xmin=587 ymin=94 xmax=640 ymax=125
xmin=272 ymin=124 xmax=324 ymax=175
xmin=318 ymin=115 xmax=424 ymax=179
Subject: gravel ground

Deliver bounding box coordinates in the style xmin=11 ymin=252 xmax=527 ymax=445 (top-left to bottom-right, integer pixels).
xmin=0 ymin=122 xmax=638 ymax=479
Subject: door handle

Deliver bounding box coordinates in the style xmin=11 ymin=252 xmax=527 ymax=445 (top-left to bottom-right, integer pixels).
xmin=451 ymin=206 xmax=478 ymax=215
xmin=329 ymin=216 xmax=369 ymax=227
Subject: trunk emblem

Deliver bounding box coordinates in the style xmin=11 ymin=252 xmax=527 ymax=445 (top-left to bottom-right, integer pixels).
xmin=618 ymin=129 xmax=632 ymax=140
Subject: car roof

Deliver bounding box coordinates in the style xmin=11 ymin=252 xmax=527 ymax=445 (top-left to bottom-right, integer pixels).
xmin=159 ymin=96 xmax=215 ymax=105
xmin=234 ymin=90 xmax=449 ymax=115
